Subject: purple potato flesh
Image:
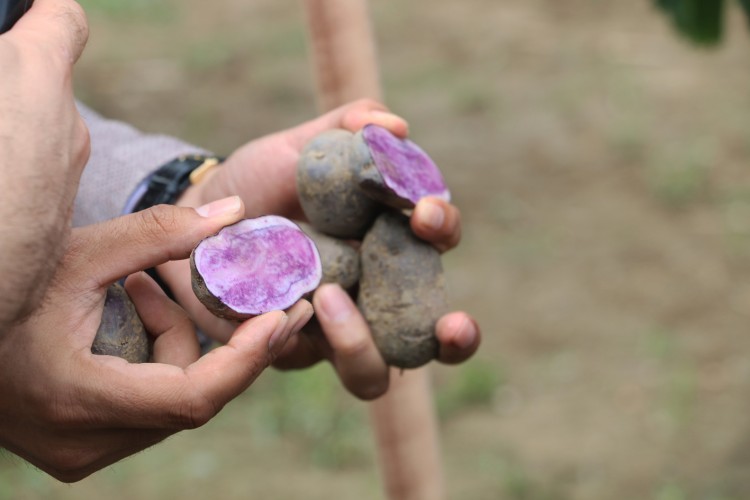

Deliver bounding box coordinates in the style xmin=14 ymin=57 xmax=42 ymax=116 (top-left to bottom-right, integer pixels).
xmin=191 ymin=216 xmax=322 ymax=320
xmin=355 ymin=124 xmax=450 ymax=209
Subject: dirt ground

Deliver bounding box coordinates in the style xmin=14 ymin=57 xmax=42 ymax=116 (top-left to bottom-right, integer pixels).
xmin=4 ymin=0 xmax=750 ymax=498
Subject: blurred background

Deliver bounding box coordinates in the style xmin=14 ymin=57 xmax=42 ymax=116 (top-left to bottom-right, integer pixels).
xmin=3 ymin=0 xmax=750 ymax=498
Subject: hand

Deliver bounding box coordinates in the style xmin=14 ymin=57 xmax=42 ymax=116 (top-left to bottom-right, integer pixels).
xmin=0 ymin=198 xmax=312 ymax=482
xmin=0 ymin=0 xmax=91 ymax=330
xmin=160 ymin=99 xmax=481 ymax=400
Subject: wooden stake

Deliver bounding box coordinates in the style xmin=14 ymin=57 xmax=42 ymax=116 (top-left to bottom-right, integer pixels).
xmin=303 ymin=1 xmax=445 ymax=499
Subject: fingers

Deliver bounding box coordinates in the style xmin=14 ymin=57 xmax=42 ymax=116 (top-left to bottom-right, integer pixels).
xmin=286 ymin=98 xmax=409 ymax=151
xmin=124 ymin=272 xmax=200 ymax=368
xmin=79 ymin=301 xmax=312 ymax=429
xmin=411 ymin=197 xmax=462 ymax=253
xmin=312 ymin=284 xmax=389 ymax=400
xmin=341 ymin=107 xmax=409 ymax=138
xmin=155 ymin=258 xmax=237 ymax=344
xmin=436 ymin=312 xmax=481 ymax=365
xmin=67 ymin=197 xmax=244 ymax=287
xmin=9 ymin=0 xmax=89 ymax=64
xmin=185 ymin=301 xmax=312 ymax=406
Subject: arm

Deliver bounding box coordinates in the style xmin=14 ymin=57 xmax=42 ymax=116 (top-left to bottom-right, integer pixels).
xmin=0 ymin=0 xmax=90 ymax=330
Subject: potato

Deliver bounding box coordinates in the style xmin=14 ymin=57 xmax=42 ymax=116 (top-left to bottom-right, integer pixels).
xmin=357 ymin=211 xmax=448 ymax=368
xmin=297 ymin=129 xmax=381 ymax=239
xmin=297 ymin=222 xmax=360 ymax=291
xmin=191 ymin=216 xmax=322 ymax=320
xmin=92 ymin=283 xmax=151 ymax=363
xmin=353 ymin=124 xmax=450 ymax=209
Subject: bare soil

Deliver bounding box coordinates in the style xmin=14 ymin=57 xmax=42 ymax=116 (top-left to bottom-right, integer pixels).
xmin=5 ymin=0 xmax=750 ymax=498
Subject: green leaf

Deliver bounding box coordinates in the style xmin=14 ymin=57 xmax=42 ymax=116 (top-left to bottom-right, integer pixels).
xmin=739 ymin=0 xmax=750 ymax=22
xmin=655 ymin=0 xmax=726 ymax=45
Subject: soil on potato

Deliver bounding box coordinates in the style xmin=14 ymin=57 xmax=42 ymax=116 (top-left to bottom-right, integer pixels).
xmin=6 ymin=0 xmax=750 ymax=498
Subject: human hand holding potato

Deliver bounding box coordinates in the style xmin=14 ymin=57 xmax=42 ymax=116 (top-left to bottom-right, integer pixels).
xmin=159 ymin=99 xmax=480 ymax=400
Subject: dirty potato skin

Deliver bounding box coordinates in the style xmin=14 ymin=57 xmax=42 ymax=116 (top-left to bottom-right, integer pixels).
xmin=297 ymin=129 xmax=381 ymax=239
xmin=297 ymin=222 xmax=360 ymax=291
xmin=92 ymin=283 xmax=152 ymax=363
xmin=358 ymin=211 xmax=447 ymax=368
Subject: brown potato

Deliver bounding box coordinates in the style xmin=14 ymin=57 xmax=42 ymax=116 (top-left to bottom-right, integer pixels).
xmin=357 ymin=211 xmax=447 ymax=368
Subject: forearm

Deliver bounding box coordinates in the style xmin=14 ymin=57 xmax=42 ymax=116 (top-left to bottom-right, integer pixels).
xmin=73 ymin=101 xmax=211 ymax=226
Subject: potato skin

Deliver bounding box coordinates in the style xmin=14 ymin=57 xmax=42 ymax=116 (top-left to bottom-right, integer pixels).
xmin=358 ymin=211 xmax=447 ymax=368
xmin=297 ymin=222 xmax=360 ymax=291
xmin=297 ymin=129 xmax=380 ymax=239
xmin=92 ymin=283 xmax=151 ymax=363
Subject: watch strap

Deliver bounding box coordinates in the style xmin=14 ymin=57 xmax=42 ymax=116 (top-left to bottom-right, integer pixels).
xmin=123 ymin=155 xmax=223 ymax=214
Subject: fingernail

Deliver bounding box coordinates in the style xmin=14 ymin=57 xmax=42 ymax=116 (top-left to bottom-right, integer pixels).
xmin=267 ymin=313 xmax=290 ymax=352
xmin=453 ymin=317 xmax=477 ymax=350
xmin=196 ymin=196 xmax=242 ymax=218
xmin=290 ymin=301 xmax=314 ymax=333
xmin=420 ymin=201 xmax=445 ymax=230
xmin=317 ymin=284 xmax=354 ymax=324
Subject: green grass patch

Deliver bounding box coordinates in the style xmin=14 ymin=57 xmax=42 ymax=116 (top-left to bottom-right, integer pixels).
xmin=437 ymin=361 xmax=503 ymax=420
xmin=246 ymin=365 xmax=371 ymax=469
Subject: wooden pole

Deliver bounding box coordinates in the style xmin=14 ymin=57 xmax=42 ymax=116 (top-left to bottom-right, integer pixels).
xmin=302 ymin=2 xmax=445 ymax=499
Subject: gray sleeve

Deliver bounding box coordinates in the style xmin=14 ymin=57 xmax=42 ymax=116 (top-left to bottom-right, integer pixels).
xmin=72 ymin=101 xmax=212 ymax=227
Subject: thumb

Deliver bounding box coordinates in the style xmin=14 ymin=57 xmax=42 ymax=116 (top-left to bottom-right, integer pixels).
xmin=7 ymin=0 xmax=88 ymax=64
xmin=81 ymin=300 xmax=313 ymax=429
xmin=69 ymin=197 xmax=245 ymax=287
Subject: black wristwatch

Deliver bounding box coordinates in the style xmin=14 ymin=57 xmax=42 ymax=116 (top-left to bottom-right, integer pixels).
xmin=123 ymin=154 xmax=223 ymax=214
xmin=123 ymin=154 xmax=223 ymax=304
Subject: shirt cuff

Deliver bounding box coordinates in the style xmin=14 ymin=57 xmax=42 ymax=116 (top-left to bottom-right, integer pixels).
xmin=72 ymin=101 xmax=212 ymax=227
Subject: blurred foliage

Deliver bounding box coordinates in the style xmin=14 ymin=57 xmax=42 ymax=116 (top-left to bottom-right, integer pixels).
xmin=249 ymin=365 xmax=371 ymax=469
xmin=646 ymin=142 xmax=713 ymax=208
xmin=655 ymin=0 xmax=750 ymax=45
xmin=436 ymin=361 xmax=503 ymax=420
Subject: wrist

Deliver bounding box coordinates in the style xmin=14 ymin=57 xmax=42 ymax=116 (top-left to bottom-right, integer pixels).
xmin=124 ymin=155 xmax=224 ymax=299
xmin=123 ymin=155 xmax=224 ymax=214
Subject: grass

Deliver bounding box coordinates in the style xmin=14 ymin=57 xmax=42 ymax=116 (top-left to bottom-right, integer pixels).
xmin=436 ymin=360 xmax=503 ymax=420
xmin=647 ymin=144 xmax=713 ymax=208
xmin=77 ymin=0 xmax=175 ymax=20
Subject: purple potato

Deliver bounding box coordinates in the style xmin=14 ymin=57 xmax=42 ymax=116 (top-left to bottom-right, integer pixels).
xmin=297 ymin=222 xmax=360 ymax=291
xmin=357 ymin=211 xmax=448 ymax=368
xmin=297 ymin=129 xmax=381 ymax=238
xmin=92 ymin=283 xmax=151 ymax=363
xmin=353 ymin=124 xmax=450 ymax=209
xmin=191 ymin=216 xmax=322 ymax=320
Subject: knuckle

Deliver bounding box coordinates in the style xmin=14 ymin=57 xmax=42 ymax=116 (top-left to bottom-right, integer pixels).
xmin=136 ymin=204 xmax=181 ymax=242
xmin=57 ymin=1 xmax=89 ymax=53
xmin=173 ymin=391 xmax=218 ymax=429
